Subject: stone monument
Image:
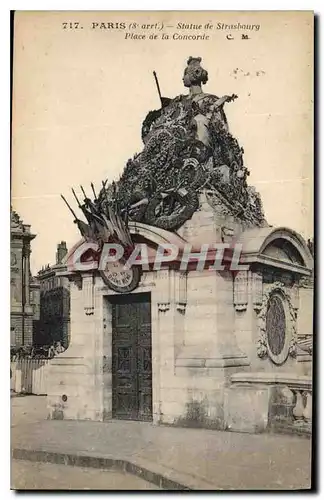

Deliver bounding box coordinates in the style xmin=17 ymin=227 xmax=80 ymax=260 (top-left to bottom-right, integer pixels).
xmin=47 ymin=58 xmax=313 ymax=433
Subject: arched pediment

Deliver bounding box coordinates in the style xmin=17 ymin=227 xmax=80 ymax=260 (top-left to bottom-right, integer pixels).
xmin=236 ymin=226 xmax=313 ymax=274
xmin=262 ymin=239 xmax=304 ymax=265
xmin=129 ymin=221 xmax=187 ymax=249
xmin=62 ymin=222 xmax=187 ymax=271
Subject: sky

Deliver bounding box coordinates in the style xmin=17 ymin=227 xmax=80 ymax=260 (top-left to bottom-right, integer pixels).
xmin=11 ymin=11 xmax=313 ymax=274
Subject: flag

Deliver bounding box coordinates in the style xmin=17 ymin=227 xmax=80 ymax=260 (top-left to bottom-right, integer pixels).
xmin=75 ymin=219 xmax=96 ymax=241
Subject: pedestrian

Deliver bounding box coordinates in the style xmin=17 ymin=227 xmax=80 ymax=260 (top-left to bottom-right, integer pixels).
xmin=48 ymin=344 xmax=55 ymax=359
xmin=55 ymin=341 xmax=65 ymax=354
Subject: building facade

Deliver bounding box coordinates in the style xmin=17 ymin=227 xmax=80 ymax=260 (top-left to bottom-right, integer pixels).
xmin=36 ymin=242 xmax=70 ymax=348
xmin=10 ymin=209 xmax=40 ymax=346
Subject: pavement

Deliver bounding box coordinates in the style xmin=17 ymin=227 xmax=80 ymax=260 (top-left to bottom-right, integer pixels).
xmin=12 ymin=460 xmax=160 ymax=490
xmin=11 ymin=395 xmax=312 ymax=490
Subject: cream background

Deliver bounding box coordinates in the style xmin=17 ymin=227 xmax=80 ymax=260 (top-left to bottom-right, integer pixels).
xmin=11 ymin=11 xmax=313 ymax=273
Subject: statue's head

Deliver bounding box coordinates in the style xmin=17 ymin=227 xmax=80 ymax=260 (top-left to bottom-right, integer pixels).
xmin=182 ymin=56 xmax=208 ymax=88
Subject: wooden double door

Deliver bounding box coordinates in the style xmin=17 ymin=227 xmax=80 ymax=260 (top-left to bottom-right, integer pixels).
xmin=111 ymin=293 xmax=152 ymax=421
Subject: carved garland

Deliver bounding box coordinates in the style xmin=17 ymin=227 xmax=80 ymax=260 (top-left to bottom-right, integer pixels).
xmin=233 ymin=270 xmax=248 ymax=311
xmin=157 ymin=269 xmax=170 ymax=312
xmin=256 ymin=281 xmax=298 ymax=362
xmin=176 ymin=271 xmax=188 ymax=312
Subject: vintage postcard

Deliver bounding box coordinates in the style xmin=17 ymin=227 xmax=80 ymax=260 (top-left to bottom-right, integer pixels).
xmin=11 ymin=11 xmax=313 ymax=490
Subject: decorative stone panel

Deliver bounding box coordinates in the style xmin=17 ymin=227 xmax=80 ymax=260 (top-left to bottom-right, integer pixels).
xmin=256 ymin=282 xmax=298 ymax=364
xmin=82 ymin=275 xmax=94 ymax=315
xmin=233 ymin=271 xmax=248 ymax=311
xmin=176 ymin=271 xmax=187 ymax=312
xmin=157 ymin=269 xmax=170 ymax=312
xmin=252 ymin=272 xmax=263 ymax=311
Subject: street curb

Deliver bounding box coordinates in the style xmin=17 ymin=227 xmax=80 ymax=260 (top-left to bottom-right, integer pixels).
xmin=12 ymin=448 xmax=212 ymax=490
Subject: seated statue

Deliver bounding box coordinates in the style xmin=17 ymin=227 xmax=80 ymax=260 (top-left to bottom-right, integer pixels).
xmin=96 ymin=57 xmax=265 ymax=231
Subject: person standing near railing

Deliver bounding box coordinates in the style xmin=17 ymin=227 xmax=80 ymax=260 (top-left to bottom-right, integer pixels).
xmin=54 ymin=341 xmax=65 ymax=355
xmin=48 ymin=344 xmax=55 ymax=359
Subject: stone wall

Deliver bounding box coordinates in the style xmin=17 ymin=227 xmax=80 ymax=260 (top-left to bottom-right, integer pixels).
xmin=47 ymin=279 xmax=101 ymax=421
xmin=224 ymin=373 xmax=312 ymax=434
xmin=48 ymin=268 xmax=238 ymax=426
xmin=158 ymin=269 xmax=248 ymax=429
xmin=47 ymin=259 xmax=309 ymax=428
xmin=46 ymin=195 xmax=312 ymax=431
